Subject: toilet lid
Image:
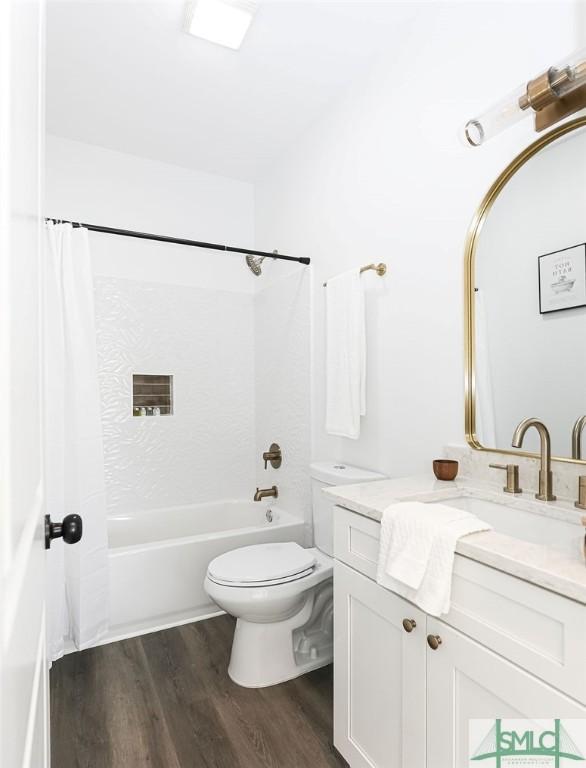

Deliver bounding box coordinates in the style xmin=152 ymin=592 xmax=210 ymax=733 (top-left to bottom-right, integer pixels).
xmin=207 ymin=542 xmax=316 ymax=585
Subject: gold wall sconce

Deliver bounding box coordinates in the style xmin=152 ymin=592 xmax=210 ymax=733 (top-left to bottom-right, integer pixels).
xmin=465 ymin=46 xmax=586 ymax=146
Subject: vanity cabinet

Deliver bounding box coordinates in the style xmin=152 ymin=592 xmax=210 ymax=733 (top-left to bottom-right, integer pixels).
xmin=334 ymin=562 xmax=426 ymax=768
xmin=333 ymin=506 xmax=586 ymax=768
xmin=426 ymin=618 xmax=586 ymax=768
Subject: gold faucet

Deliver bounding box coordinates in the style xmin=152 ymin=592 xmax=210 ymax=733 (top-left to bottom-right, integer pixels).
xmin=254 ymin=486 xmax=278 ymax=502
xmin=572 ymin=415 xmax=586 ymax=460
xmin=511 ymin=418 xmax=556 ymax=501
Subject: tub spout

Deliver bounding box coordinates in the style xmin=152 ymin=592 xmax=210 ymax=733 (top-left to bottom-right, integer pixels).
xmin=254 ymin=486 xmax=278 ymax=502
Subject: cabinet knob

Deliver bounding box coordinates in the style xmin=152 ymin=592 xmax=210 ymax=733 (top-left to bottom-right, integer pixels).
xmin=402 ymin=618 xmax=417 ymax=633
xmin=427 ymin=634 xmax=442 ymax=650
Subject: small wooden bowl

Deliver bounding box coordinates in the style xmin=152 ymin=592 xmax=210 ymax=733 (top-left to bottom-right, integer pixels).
xmin=433 ymin=459 xmax=459 ymax=481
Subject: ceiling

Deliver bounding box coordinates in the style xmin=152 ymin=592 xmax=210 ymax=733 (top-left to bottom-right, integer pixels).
xmin=46 ymin=0 xmax=420 ymax=181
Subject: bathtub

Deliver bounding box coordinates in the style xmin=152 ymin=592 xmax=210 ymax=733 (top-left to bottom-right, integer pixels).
xmin=103 ymin=500 xmax=305 ymax=644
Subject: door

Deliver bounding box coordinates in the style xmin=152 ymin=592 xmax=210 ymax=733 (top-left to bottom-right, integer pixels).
xmin=426 ymin=618 xmax=586 ymax=768
xmin=334 ymin=561 xmax=426 ymax=768
xmin=0 ymin=0 xmax=48 ymax=765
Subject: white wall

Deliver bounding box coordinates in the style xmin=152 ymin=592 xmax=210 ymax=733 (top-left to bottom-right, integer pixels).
xmin=45 ymin=137 xmax=259 ymax=513
xmin=45 ymin=135 xmax=256 ymax=292
xmin=254 ymin=1 xmax=580 ymax=478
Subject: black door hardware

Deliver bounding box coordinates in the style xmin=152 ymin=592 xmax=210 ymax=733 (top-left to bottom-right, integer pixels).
xmin=45 ymin=514 xmax=83 ymax=549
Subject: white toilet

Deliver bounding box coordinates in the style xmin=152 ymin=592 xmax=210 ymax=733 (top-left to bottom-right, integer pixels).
xmin=204 ymin=461 xmax=386 ymax=688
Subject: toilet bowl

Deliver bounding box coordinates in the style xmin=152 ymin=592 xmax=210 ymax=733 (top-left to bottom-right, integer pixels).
xmin=204 ymin=461 xmax=386 ymax=688
xmin=205 ymin=542 xmax=333 ymax=687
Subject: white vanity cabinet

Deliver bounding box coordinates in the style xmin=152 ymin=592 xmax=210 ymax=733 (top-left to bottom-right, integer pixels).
xmin=426 ymin=618 xmax=586 ymax=767
xmin=333 ymin=505 xmax=586 ymax=768
xmin=334 ymin=562 xmax=426 ymax=768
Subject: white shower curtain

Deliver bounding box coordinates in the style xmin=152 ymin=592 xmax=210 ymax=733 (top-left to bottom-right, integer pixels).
xmin=45 ymin=222 xmax=109 ymax=662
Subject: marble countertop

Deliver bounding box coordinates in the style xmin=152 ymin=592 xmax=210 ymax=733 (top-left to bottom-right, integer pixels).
xmin=324 ymin=474 xmax=586 ymax=604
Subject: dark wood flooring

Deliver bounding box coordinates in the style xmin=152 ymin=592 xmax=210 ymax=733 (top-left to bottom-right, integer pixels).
xmin=51 ymin=614 xmax=347 ymax=768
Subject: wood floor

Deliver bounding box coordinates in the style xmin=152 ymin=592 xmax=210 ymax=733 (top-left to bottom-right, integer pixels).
xmin=51 ymin=614 xmax=348 ymax=768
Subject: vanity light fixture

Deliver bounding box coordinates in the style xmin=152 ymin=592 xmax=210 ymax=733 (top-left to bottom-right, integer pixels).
xmin=465 ymin=45 xmax=586 ymax=146
xmin=185 ymin=0 xmax=258 ymax=50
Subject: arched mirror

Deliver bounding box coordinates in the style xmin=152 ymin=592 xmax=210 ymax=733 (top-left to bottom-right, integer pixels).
xmin=465 ymin=116 xmax=586 ymax=463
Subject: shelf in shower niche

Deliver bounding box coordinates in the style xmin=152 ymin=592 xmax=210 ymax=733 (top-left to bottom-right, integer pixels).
xmin=132 ymin=374 xmax=173 ymax=416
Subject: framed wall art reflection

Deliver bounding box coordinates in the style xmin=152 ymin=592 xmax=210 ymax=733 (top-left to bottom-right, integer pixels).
xmin=538 ymin=243 xmax=586 ymax=314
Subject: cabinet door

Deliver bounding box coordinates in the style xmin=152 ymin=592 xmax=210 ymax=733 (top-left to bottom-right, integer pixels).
xmin=334 ymin=561 xmax=426 ymax=768
xmin=426 ymin=618 xmax=586 ymax=768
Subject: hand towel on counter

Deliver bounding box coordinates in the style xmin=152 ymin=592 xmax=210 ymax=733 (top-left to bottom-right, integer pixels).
xmin=325 ymin=269 xmax=365 ymax=439
xmin=376 ymin=501 xmax=492 ymax=616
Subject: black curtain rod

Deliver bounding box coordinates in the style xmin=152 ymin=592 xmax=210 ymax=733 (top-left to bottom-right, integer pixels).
xmin=45 ymin=218 xmax=310 ymax=266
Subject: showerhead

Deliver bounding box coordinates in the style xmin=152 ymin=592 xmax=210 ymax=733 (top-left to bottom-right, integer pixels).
xmin=246 ymin=255 xmax=265 ymax=276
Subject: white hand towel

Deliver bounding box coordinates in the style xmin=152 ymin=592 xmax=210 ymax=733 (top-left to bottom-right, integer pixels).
xmin=376 ymin=501 xmax=492 ymax=616
xmin=325 ymin=269 xmax=366 ymax=439
xmin=381 ymin=502 xmax=481 ymax=589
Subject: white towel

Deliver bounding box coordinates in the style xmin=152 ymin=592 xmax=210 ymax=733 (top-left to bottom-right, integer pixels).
xmin=376 ymin=501 xmax=492 ymax=616
xmin=325 ymin=269 xmax=366 ymax=439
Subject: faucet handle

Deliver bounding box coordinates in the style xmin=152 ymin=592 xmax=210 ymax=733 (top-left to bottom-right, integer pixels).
xmin=262 ymin=443 xmax=282 ymax=470
xmin=575 ymin=476 xmax=586 ymax=511
xmin=489 ymin=463 xmax=522 ymax=495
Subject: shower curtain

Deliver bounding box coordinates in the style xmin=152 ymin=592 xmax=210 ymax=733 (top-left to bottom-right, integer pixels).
xmin=45 ymin=222 xmax=109 ymax=662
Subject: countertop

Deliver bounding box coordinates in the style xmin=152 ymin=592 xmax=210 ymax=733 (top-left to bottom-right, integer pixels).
xmin=324 ymin=474 xmax=586 ymax=604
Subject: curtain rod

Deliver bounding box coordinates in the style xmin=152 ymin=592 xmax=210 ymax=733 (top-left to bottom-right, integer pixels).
xmin=45 ymin=218 xmax=310 ymax=265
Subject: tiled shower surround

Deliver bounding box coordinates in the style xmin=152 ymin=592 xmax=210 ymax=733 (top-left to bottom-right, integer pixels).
xmin=254 ymin=270 xmax=311 ymax=541
xmin=94 ymin=277 xmax=256 ymax=515
xmin=94 ymin=272 xmax=311 ymax=526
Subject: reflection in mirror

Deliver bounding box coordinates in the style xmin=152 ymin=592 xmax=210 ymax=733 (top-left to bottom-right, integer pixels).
xmin=472 ymin=122 xmax=586 ymax=460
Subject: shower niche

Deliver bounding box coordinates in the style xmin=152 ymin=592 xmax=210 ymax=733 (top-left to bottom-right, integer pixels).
xmin=132 ymin=374 xmax=173 ymax=416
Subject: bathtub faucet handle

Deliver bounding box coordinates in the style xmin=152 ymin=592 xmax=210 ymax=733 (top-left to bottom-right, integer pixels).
xmin=262 ymin=443 xmax=282 ymax=470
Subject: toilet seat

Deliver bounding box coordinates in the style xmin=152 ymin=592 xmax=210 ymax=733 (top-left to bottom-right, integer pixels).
xmin=207 ymin=542 xmax=316 ymax=588
xmin=207 ymin=566 xmax=316 ymax=588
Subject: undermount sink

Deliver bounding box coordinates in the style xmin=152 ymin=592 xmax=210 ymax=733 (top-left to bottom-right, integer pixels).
xmin=430 ymin=495 xmax=585 ymax=560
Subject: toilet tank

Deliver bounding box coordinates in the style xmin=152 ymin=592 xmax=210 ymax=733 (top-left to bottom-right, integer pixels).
xmin=310 ymin=462 xmax=386 ymax=557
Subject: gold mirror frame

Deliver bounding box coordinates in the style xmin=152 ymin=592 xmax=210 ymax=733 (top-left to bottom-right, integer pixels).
xmin=464 ymin=116 xmax=586 ymax=465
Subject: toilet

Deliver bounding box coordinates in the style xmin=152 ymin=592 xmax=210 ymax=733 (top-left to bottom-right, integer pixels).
xmin=204 ymin=461 xmax=386 ymax=688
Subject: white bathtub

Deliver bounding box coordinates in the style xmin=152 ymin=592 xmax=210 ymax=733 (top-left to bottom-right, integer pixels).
xmin=103 ymin=500 xmax=305 ymax=644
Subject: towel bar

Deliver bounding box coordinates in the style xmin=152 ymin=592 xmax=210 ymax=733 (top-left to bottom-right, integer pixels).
xmin=323 ymin=262 xmax=387 ymax=287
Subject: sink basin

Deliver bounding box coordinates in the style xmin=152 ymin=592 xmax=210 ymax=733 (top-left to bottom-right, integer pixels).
xmin=431 ymin=495 xmax=585 ymax=560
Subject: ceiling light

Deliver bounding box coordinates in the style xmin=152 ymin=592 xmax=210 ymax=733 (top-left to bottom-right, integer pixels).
xmin=186 ymin=0 xmax=258 ymax=51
